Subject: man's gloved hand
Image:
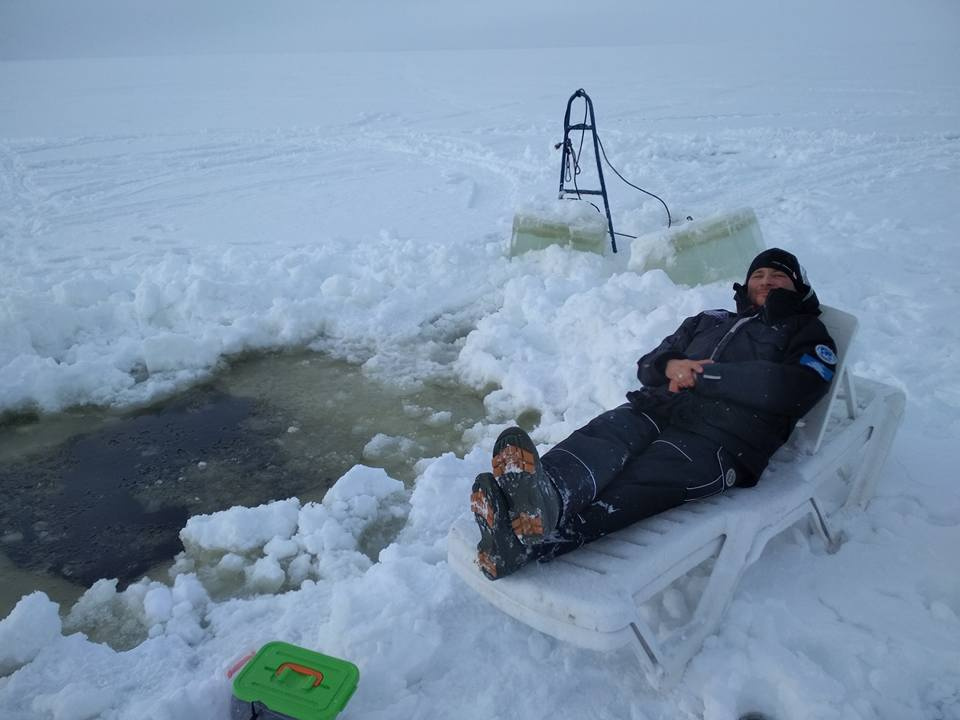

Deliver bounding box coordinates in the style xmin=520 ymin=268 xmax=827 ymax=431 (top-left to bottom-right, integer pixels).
xmin=762 ymin=287 xmax=803 ymax=320
xmin=665 ymin=358 xmax=715 ymax=393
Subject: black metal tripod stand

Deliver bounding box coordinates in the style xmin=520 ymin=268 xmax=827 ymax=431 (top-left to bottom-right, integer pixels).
xmin=558 ymin=89 xmax=617 ymax=253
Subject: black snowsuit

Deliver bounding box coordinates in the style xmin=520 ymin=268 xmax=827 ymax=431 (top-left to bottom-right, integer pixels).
xmin=534 ymin=286 xmax=838 ymax=557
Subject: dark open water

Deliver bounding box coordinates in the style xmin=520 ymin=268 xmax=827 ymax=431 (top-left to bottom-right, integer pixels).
xmin=0 ymin=350 xmax=486 ymax=617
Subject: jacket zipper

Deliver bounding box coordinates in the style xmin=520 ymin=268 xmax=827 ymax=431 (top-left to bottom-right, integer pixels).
xmin=708 ymin=313 xmax=759 ymax=361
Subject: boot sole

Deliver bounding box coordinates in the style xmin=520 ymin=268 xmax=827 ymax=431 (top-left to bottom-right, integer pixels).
xmin=492 ymin=443 xmax=537 ymax=477
xmin=511 ymin=512 xmax=545 ymax=538
xmin=470 ymin=488 xmax=494 ymax=529
xmin=492 ymin=428 xmax=560 ymax=545
xmin=471 ymin=472 xmax=529 ymax=580
xmin=476 ymin=550 xmax=499 ymax=580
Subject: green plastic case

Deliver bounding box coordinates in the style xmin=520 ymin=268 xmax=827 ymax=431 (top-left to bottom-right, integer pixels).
xmin=231 ymin=642 xmax=359 ymax=720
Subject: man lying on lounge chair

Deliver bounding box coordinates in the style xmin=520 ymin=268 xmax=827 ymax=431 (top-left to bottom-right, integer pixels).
xmin=471 ymin=248 xmax=838 ymax=579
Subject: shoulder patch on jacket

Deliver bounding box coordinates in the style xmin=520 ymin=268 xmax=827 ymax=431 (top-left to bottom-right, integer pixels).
xmin=814 ymin=344 xmax=837 ymax=365
xmin=800 ymin=353 xmax=835 ymax=381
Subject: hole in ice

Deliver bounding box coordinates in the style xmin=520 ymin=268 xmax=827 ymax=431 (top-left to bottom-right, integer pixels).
xmin=516 ymin=409 xmax=542 ymax=432
xmin=0 ymin=349 xmax=486 ymax=618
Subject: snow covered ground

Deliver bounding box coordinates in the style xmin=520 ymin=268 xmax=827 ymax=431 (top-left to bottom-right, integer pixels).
xmin=1 ymin=1 xmax=959 ymax=718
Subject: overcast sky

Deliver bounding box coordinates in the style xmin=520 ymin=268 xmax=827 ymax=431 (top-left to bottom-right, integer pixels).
xmin=2 ymin=0 xmax=957 ymax=61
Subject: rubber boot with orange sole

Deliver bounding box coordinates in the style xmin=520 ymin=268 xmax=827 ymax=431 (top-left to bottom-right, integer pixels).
xmin=470 ymin=472 xmax=533 ymax=580
xmin=491 ymin=427 xmax=562 ymax=545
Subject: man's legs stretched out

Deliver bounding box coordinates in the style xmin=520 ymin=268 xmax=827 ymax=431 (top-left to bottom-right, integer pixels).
xmin=491 ymin=404 xmax=660 ymax=545
xmin=472 ymin=426 xmax=741 ymax=579
xmin=471 ymin=404 xmax=662 ymax=579
xmin=539 ymin=428 xmax=742 ymax=559
xmin=542 ymin=403 xmax=663 ymax=515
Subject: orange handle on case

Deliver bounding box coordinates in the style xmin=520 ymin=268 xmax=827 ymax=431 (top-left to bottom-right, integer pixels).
xmin=275 ymin=662 xmax=324 ymax=687
xmin=226 ymin=651 xmax=256 ymax=679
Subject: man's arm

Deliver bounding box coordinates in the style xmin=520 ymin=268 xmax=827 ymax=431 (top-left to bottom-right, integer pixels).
xmin=693 ymin=319 xmax=838 ymax=417
xmin=636 ymin=314 xmax=703 ymax=387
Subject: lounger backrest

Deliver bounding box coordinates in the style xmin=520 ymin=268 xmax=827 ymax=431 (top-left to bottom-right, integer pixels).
xmin=792 ymin=304 xmax=858 ymax=455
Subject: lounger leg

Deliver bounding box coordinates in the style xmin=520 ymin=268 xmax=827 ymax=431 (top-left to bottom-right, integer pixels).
xmin=629 ymin=530 xmax=754 ymax=689
xmin=808 ymin=497 xmax=840 ymax=554
xmin=676 ymin=532 xmax=752 ymax=669
xmin=628 ymin=620 xmax=667 ymax=689
xmin=843 ymin=388 xmax=906 ymax=511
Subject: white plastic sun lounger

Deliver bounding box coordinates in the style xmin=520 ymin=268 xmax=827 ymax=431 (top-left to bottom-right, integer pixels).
xmin=447 ymin=306 xmax=905 ymax=688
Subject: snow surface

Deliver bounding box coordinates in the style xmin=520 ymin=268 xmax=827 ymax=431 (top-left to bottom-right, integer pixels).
xmin=2 ymin=1 xmax=960 ymax=718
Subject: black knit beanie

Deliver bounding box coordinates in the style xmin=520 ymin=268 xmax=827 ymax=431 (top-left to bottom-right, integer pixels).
xmin=746 ymin=248 xmax=809 ymax=295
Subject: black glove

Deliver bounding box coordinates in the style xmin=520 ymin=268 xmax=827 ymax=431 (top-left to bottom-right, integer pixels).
xmin=762 ymin=287 xmax=803 ymax=322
